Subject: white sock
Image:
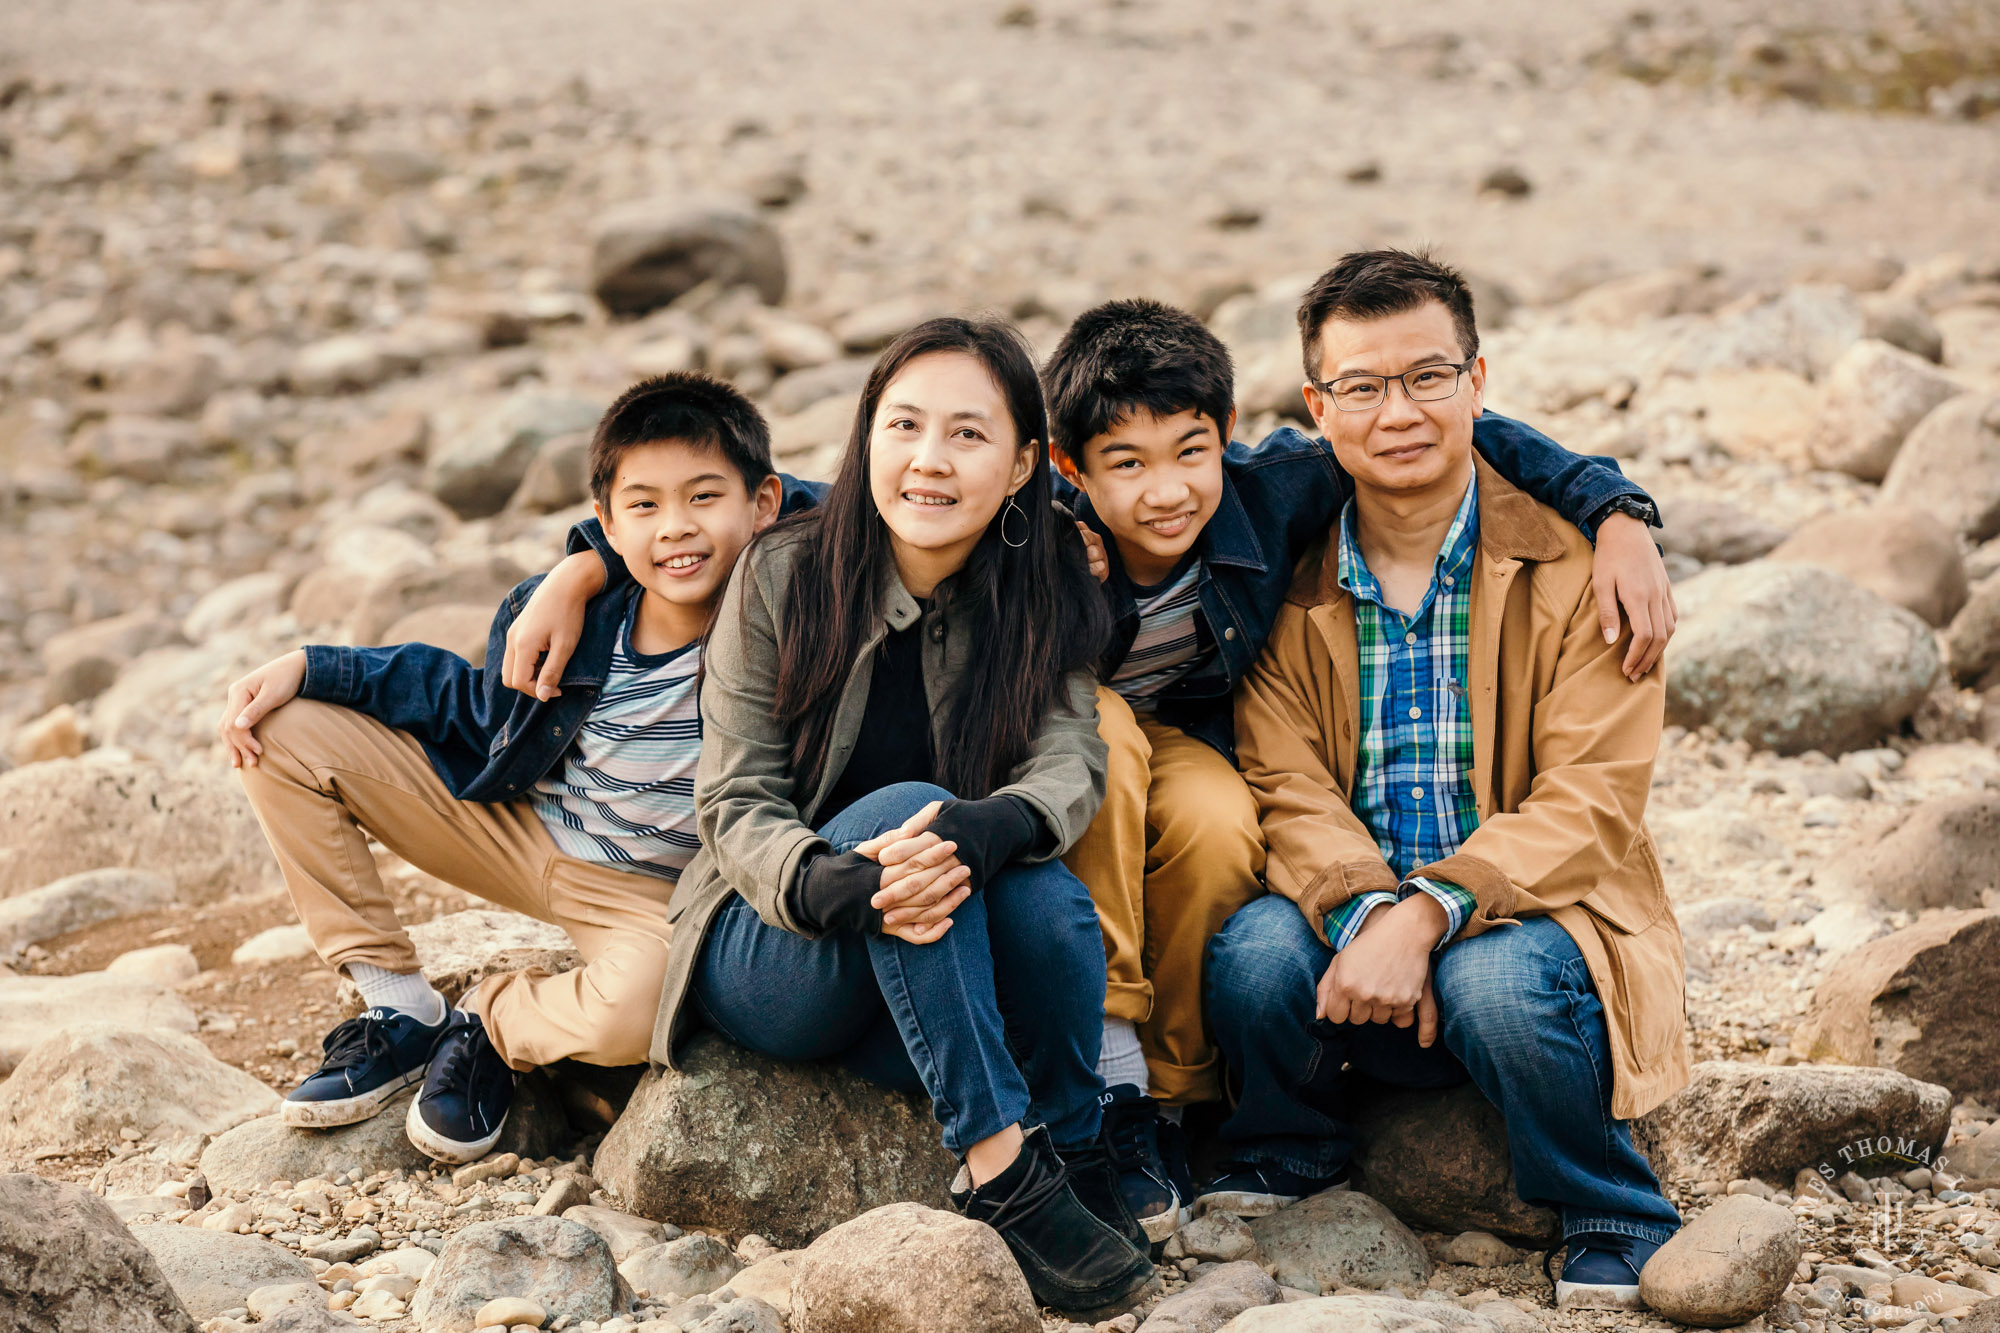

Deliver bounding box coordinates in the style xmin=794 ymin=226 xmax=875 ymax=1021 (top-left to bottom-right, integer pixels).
xmin=1097 ymin=1016 xmax=1149 ymax=1091
xmin=348 ymin=964 xmax=447 ymax=1026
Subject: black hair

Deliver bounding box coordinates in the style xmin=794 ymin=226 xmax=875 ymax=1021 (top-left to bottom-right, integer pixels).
xmin=1040 ymin=299 xmax=1235 ymax=467
xmin=763 ymin=316 xmax=1112 ymax=800
xmin=588 ymin=372 xmax=773 ymax=504
xmin=1296 ymin=248 xmax=1480 ymax=381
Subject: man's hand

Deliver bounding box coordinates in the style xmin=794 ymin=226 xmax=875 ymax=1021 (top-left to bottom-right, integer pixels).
xmin=502 ymin=551 xmax=606 ymax=700
xmin=1076 ymin=521 xmax=1110 ymax=583
xmin=218 ymin=649 xmax=307 ymax=768
xmin=854 ymin=801 xmax=971 ymax=944
xmin=1317 ymin=893 xmax=1445 ymax=1046
xmin=1592 ymin=512 xmax=1676 ymax=682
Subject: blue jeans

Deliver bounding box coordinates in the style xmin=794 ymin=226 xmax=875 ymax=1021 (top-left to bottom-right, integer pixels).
xmin=1206 ymin=895 xmax=1681 ymax=1245
xmin=690 ymin=782 xmax=1108 ymax=1156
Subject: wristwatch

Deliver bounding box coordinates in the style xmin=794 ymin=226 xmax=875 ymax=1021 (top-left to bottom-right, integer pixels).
xmin=1591 ymin=495 xmax=1661 ymax=530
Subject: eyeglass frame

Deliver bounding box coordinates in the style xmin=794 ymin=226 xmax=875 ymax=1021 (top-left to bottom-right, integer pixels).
xmin=1308 ymin=356 xmax=1478 ymax=413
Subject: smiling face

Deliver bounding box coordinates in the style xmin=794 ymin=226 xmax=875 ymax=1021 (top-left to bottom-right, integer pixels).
xmin=1061 ymin=405 xmax=1231 ymax=586
xmin=1302 ymin=298 xmax=1484 ymax=498
xmin=595 ymin=438 xmax=781 ymax=634
xmin=867 ymin=350 xmax=1037 ymax=594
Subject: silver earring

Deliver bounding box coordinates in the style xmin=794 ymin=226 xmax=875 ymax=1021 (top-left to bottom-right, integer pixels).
xmin=1001 ymin=495 xmax=1029 ymax=549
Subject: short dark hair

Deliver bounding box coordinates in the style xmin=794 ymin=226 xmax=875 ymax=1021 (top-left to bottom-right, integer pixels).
xmin=588 ymin=372 xmax=773 ymax=505
xmin=1040 ymin=299 xmax=1235 ymax=467
xmin=1296 ymin=248 xmax=1480 ymax=382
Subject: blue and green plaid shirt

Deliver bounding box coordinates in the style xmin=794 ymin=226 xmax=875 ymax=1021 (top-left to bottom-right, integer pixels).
xmin=1325 ymin=475 xmax=1482 ymax=953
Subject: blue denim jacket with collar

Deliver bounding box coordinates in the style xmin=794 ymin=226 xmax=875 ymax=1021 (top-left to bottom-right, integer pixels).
xmin=1057 ymin=412 xmax=1653 ymax=760
xmin=296 ymin=475 xmax=826 ymax=803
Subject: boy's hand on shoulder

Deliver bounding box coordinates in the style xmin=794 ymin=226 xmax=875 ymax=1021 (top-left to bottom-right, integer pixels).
xmin=503 ymin=551 xmax=604 ymax=700
xmin=1076 ymin=521 xmax=1110 ymax=583
xmin=1592 ymin=512 xmax=1677 ymax=681
xmin=219 ymin=649 xmax=307 ymax=769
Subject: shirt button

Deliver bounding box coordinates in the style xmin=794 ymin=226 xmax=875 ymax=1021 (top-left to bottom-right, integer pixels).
xmin=1404 ymin=632 xmax=1416 ymax=645
xmin=1408 ymin=706 xmax=1421 ymax=719
xmin=1444 ymin=575 xmax=1455 ymax=586
xmin=1411 ymin=786 xmax=1425 ymax=799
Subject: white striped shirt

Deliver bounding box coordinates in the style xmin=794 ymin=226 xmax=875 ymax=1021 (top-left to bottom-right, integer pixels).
xmin=529 ymin=595 xmax=702 ymax=883
xmin=1109 ymin=562 xmax=1207 ymax=711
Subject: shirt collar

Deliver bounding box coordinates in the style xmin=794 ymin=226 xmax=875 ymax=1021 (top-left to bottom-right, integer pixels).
xmin=1336 ymin=472 xmax=1481 ymax=614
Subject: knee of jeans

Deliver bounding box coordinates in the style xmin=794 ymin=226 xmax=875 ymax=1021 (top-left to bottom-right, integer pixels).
xmin=1433 ymin=925 xmax=1571 ymax=1055
xmin=829 ymin=781 xmax=958 ymax=846
xmin=987 ymin=862 xmax=1103 ymax=976
xmin=1206 ymin=896 xmax=1318 ymax=1028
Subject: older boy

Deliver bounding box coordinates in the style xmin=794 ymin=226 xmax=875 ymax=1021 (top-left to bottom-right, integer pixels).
xmin=218 ymin=374 xmax=786 ymax=1162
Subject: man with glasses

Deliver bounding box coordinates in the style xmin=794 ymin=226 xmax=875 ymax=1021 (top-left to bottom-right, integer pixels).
xmin=1196 ymin=249 xmax=1688 ymax=1313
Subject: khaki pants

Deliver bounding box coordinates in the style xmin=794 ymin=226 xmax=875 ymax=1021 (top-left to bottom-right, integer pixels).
xmin=1063 ymin=688 xmax=1265 ymax=1105
xmin=237 ymin=700 xmax=672 ymax=1072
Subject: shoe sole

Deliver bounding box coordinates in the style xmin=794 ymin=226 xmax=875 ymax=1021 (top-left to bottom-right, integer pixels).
xmin=1047 ymin=1261 xmax=1161 ymax=1321
xmin=280 ymin=1066 xmax=426 ymax=1129
xmin=1138 ymin=1198 xmax=1192 ymax=1244
xmin=403 ymin=1095 xmax=506 ymax=1165
xmin=1555 ymin=1280 xmax=1644 ymax=1311
xmin=1193 ymin=1179 xmax=1346 ymax=1219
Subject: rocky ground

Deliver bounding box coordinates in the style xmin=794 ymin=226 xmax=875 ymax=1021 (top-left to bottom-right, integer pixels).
xmin=3 ymin=0 xmax=2000 ymax=1330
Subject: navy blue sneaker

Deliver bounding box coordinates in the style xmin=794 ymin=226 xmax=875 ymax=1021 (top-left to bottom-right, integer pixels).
xmin=281 ymin=1007 xmax=448 ymax=1129
xmin=1193 ymin=1161 xmax=1348 ymax=1219
xmin=1098 ymin=1085 xmax=1188 ymax=1243
xmin=1548 ymin=1232 xmax=1664 ymax=1310
xmin=405 ymin=1011 xmax=514 ymax=1164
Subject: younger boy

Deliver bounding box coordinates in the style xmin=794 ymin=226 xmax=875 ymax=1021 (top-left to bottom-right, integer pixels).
xmin=1039 ymin=299 xmax=1672 ymax=1238
xmin=217 ymin=373 xmax=784 ymax=1162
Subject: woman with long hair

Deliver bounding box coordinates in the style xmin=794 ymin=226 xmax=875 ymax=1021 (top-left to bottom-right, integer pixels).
xmin=658 ymin=317 xmax=1152 ymax=1313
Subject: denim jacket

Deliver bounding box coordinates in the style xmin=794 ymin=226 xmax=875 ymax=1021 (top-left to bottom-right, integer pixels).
xmin=1055 ymin=412 xmax=1654 ymax=759
xmin=297 ymin=475 xmax=825 ymax=802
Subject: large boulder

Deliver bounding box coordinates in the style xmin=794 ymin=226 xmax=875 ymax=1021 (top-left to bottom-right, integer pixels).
xmin=1881 ymin=394 xmax=2000 ymax=541
xmin=0 ymin=1025 xmax=275 ymax=1158
xmin=407 ymin=1216 xmax=628 ymax=1333
xmin=342 ymin=554 xmax=525 ymax=647
xmin=1818 ymin=792 xmax=2000 ymax=912
xmin=0 ymin=868 xmax=175 ymax=955
xmin=1790 ymin=909 xmax=2000 ymax=1103
xmin=593 ymin=1031 xmax=956 ymax=1248
xmin=1664 ymin=562 xmax=1942 ymax=756
xmin=1246 ymin=1190 xmax=1431 ymax=1296
xmin=1137 ymin=1260 xmax=1281 ymax=1333
xmin=0 ymin=756 xmax=277 ymax=903
xmin=1346 ymin=1081 xmax=1558 ymax=1244
xmin=130 ymin=1225 xmax=316 ymax=1321
xmin=1634 ymin=1062 xmax=1952 ymax=1186
xmin=1638 ymin=1194 xmax=1800 ymax=1328
xmin=1655 ymin=498 xmax=1788 ymax=567
xmin=790 ymin=1202 xmax=1039 ymax=1333
xmin=91 ymin=639 xmax=273 ymax=761
xmin=333 ymin=910 xmax=580 ymax=1015
xmin=424 ymin=392 xmax=602 ymax=519
xmin=590 ymin=197 xmax=786 ymax=317
xmin=0 ymin=977 xmax=199 ymax=1078
xmin=1218 ymin=1294 xmax=1506 ymax=1331
xmin=0 ymin=1173 xmax=197 ymax=1333
xmin=40 ymin=610 xmax=182 ymax=705
xmin=1659 ymin=285 xmax=1863 ymax=382
xmin=1807 ymin=339 xmax=1966 ymax=481
xmin=616 ymin=1233 xmax=740 ymax=1299
xmin=1765 ymin=505 xmax=1967 ymax=627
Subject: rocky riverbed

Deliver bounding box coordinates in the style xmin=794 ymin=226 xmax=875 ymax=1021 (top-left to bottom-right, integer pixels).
xmin=4 ymin=0 xmax=2000 ymax=1329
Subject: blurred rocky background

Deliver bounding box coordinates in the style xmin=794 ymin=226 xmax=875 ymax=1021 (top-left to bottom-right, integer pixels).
xmin=3 ymin=1 xmax=2000 ymax=1332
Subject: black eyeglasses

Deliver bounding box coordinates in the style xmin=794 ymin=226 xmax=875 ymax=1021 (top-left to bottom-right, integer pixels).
xmin=1312 ymin=358 xmax=1475 ymax=412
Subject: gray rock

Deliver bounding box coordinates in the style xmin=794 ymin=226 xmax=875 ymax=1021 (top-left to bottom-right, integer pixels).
xmin=244 ymin=1283 xmax=324 ymax=1320
xmin=1948 ymin=574 xmax=2000 ymax=684
xmin=1443 ymin=1232 xmax=1522 ymax=1267
xmin=66 ymin=415 xmax=210 ymax=484
xmin=1957 ymin=1120 xmax=2000 ymax=1184
xmin=1638 ymin=1194 xmax=1800 ymax=1328
xmin=1247 ymin=1190 xmax=1431 ymax=1296
xmin=618 ymin=1233 xmax=741 ymax=1299
xmin=40 ymin=610 xmax=183 ymax=706
xmin=831 ymin=297 xmax=946 ymax=354
xmin=378 ymin=603 xmax=494 ymax=666
xmin=1807 ymin=340 xmax=1966 ymax=481
xmin=130 ymin=1225 xmax=316 ymax=1321
xmin=1655 ymin=498 xmax=1788 ymax=566
xmin=0 ymin=1024 xmax=274 ymax=1157
xmin=1965 ymin=1297 xmax=2000 ymax=1333
xmin=289 ymin=335 xmax=386 ymax=395
xmin=560 ymin=1205 xmax=676 ymax=1264
xmin=1791 ymin=909 xmax=2000 ymax=1104
xmin=510 ymin=429 xmax=592 ymax=513
xmin=0 ymin=975 xmax=201 ymax=1078
xmin=425 ymin=391 xmax=602 ymax=519
xmin=408 ymin=1216 xmax=627 ymax=1333
xmin=0 ymin=1172 xmax=198 ymax=1332
xmin=791 ymin=1202 xmax=1041 ymax=1333
xmin=768 ymin=356 xmax=874 ymax=417
xmin=1881 ymin=394 xmax=2000 ymax=541
xmin=0 ymin=755 xmax=278 ymax=903
xmin=1347 ymin=1082 xmax=1559 ymax=1245
xmin=1821 ymin=792 xmax=2000 ymax=912
xmin=1138 ymin=1260 xmax=1281 ymax=1333
xmin=1661 ymin=285 xmax=1864 ymax=381
xmin=1766 ymin=504 xmax=1968 ymax=626
xmin=1180 ymin=1210 xmax=1259 ymax=1264
xmin=1634 ymin=1061 xmax=1952 ymax=1186
xmin=333 ymin=910 xmax=579 ymax=1015
xmin=0 ymin=867 xmax=175 ymax=954
xmin=1217 ymin=1294 xmax=1502 ymax=1331
xmin=343 ymin=555 xmax=526 ymax=648
xmin=686 ymin=1295 xmax=787 ymax=1333
xmin=594 ymin=1031 xmax=956 ymax=1248
xmin=1664 ymin=562 xmax=1942 ymax=756
xmin=182 ymin=572 xmax=293 ymax=644
xmin=727 ymin=1250 xmax=801 ymax=1309
xmin=1678 ymin=896 xmax=1777 ymax=935
xmin=590 ymin=197 xmax=786 ymax=316
xmin=1861 ymin=292 xmax=1946 ymax=363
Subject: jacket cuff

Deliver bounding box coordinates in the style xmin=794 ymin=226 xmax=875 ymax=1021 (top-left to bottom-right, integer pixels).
xmin=1298 ymin=857 xmax=1400 ymax=945
xmin=299 ymin=645 xmax=364 ymax=706
xmin=1409 ymin=853 xmax=1519 ymax=937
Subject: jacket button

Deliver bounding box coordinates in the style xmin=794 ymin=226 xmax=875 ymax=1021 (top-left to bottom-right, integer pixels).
xmin=551 ymin=725 xmax=562 ymax=737
xmin=1224 ymin=627 xmax=1237 ymax=641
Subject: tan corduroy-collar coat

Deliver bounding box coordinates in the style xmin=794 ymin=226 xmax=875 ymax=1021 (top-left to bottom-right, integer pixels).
xmin=1233 ymin=457 xmax=1690 ymax=1120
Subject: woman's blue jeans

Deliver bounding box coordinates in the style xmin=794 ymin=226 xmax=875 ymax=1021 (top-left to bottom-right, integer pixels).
xmin=1206 ymin=894 xmax=1682 ymax=1245
xmin=690 ymin=782 xmax=1108 ymax=1156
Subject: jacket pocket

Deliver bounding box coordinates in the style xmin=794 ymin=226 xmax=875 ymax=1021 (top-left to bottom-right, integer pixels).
xmin=1578 ymin=833 xmax=1669 ymax=935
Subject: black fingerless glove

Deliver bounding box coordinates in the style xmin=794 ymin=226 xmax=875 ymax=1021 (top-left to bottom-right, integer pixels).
xmin=924 ymin=795 xmax=1046 ymax=895
xmin=787 ymin=850 xmax=885 ymax=935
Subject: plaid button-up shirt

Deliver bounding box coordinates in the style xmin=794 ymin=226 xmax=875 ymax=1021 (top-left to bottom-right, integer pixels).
xmin=1323 ymin=476 xmax=1482 ymax=952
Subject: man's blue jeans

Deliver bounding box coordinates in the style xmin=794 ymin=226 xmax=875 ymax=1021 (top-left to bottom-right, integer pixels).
xmin=690 ymin=782 xmax=1108 ymax=1157
xmin=1206 ymin=894 xmax=1681 ymax=1245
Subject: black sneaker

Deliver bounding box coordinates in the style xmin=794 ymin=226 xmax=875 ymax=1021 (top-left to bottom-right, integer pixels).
xmin=1097 ymin=1084 xmax=1188 ymax=1244
xmin=1056 ymin=1138 xmax=1148 ymax=1250
xmin=951 ymin=1126 xmax=1157 ymax=1316
xmin=1193 ymin=1161 xmax=1348 ymax=1219
xmin=1548 ymin=1232 xmax=1663 ymax=1311
xmin=405 ymin=1011 xmax=514 ymax=1164
xmin=281 ymin=1007 xmax=448 ymax=1129
xmin=1156 ymin=1114 xmax=1196 ymax=1220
